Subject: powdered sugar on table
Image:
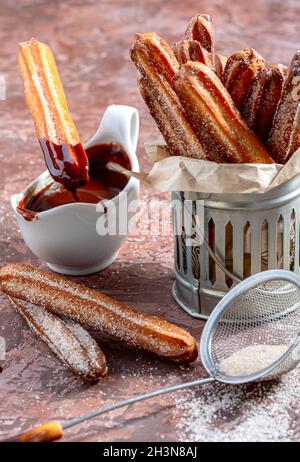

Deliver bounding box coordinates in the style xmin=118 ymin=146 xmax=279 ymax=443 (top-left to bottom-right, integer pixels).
xmin=175 ymin=366 xmax=300 ymax=442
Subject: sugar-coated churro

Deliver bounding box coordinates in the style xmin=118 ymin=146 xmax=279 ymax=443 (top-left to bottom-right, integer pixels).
xmin=224 ymin=48 xmax=265 ymax=111
xmin=0 ymin=264 xmax=198 ymax=363
xmin=268 ymin=52 xmax=300 ymax=163
xmin=10 ymin=296 xmax=107 ymax=381
xmin=243 ymin=64 xmax=286 ymax=143
xmin=18 ymin=38 xmax=89 ymax=190
xmin=174 ymin=61 xmax=274 ymax=163
xmin=131 ymin=33 xmax=206 ymax=159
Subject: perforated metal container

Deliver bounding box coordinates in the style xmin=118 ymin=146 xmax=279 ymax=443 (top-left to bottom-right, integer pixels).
xmin=172 ymin=174 xmax=300 ymax=319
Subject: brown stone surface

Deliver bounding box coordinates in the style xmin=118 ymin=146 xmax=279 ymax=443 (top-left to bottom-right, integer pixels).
xmin=0 ymin=0 xmax=299 ymax=442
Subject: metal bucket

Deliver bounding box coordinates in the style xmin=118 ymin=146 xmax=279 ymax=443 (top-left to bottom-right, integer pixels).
xmin=172 ymin=174 xmax=300 ymax=319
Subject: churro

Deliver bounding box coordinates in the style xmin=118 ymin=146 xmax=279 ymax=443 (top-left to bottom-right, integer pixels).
xmin=10 ymin=296 xmax=107 ymax=381
xmin=243 ymin=64 xmax=286 ymax=142
xmin=172 ymin=39 xmax=213 ymax=68
xmin=0 ymin=264 xmax=198 ymax=363
xmin=174 ymin=62 xmax=274 ymax=163
xmin=268 ymin=52 xmax=300 ymax=163
xmin=185 ymin=14 xmax=215 ymax=68
xmin=131 ymin=33 xmax=206 ymax=159
xmin=18 ymin=38 xmax=89 ymax=191
xmin=224 ymin=48 xmax=265 ymax=110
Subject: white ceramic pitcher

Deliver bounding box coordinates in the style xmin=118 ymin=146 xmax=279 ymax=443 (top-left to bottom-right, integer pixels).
xmin=11 ymin=105 xmax=140 ymax=276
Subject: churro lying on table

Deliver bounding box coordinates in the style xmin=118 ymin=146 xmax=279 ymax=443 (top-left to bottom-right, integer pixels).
xmin=18 ymin=38 xmax=89 ymax=192
xmin=0 ymin=264 xmax=198 ymax=363
xmin=9 ymin=296 xmax=108 ymax=381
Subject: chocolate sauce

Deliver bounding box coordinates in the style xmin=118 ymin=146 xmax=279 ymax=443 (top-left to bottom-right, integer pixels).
xmin=19 ymin=143 xmax=131 ymax=216
xmin=39 ymin=139 xmax=89 ymax=193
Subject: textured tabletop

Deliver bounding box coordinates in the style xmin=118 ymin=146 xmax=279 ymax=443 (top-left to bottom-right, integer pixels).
xmin=0 ymin=0 xmax=300 ymax=442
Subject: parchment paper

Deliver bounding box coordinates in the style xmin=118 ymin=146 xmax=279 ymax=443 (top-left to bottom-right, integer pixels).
xmin=119 ymin=142 xmax=300 ymax=194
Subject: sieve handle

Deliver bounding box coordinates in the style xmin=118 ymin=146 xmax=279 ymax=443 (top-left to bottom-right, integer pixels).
xmin=2 ymin=377 xmax=215 ymax=441
xmin=2 ymin=377 xmax=215 ymax=442
xmin=62 ymin=377 xmax=215 ymax=431
xmin=182 ymin=199 xmax=242 ymax=283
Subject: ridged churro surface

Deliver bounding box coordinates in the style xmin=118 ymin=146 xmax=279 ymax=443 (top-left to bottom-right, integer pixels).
xmin=0 ymin=264 xmax=198 ymax=363
xmin=131 ymin=33 xmax=206 ymax=159
xmin=268 ymin=52 xmax=300 ymax=163
xmin=172 ymin=39 xmax=213 ymax=68
xmin=185 ymin=14 xmax=215 ymax=66
xmin=9 ymin=296 xmax=108 ymax=381
xmin=174 ymin=62 xmax=274 ymax=163
xmin=224 ymin=48 xmax=265 ymax=110
xmin=243 ymin=64 xmax=286 ymax=142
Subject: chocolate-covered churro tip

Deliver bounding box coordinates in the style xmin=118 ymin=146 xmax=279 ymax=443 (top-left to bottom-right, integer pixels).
xmin=18 ymin=37 xmax=89 ymax=191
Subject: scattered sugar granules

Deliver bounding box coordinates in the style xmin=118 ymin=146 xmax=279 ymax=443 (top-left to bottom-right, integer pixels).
xmin=219 ymin=344 xmax=287 ymax=377
xmin=175 ymin=367 xmax=300 ymax=442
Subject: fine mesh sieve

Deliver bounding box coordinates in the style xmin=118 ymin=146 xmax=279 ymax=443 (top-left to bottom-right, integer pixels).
xmin=200 ymin=270 xmax=300 ymax=384
xmin=5 ymin=270 xmax=300 ymax=442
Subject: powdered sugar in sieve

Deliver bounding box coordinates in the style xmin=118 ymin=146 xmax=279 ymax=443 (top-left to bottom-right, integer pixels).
xmin=219 ymin=344 xmax=288 ymax=377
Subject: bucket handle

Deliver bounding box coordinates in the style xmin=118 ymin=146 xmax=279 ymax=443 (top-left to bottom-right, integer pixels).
xmin=201 ymin=234 xmax=242 ymax=284
xmin=182 ymin=201 xmax=242 ymax=284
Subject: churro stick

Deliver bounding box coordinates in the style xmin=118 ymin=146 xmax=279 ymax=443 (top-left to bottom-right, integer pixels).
xmin=138 ymin=76 xmax=193 ymax=158
xmin=174 ymin=62 xmax=274 ymax=163
xmin=172 ymin=40 xmax=213 ymax=68
xmin=131 ymin=33 xmax=206 ymax=159
xmin=9 ymin=296 xmax=108 ymax=381
xmin=268 ymin=52 xmax=300 ymax=163
xmin=243 ymin=64 xmax=286 ymax=142
xmin=0 ymin=264 xmax=198 ymax=363
xmin=224 ymin=48 xmax=265 ymax=111
xmin=132 ymin=32 xmax=179 ymax=87
xmin=185 ymin=14 xmax=215 ymax=68
xmin=138 ymin=75 xmax=204 ymax=159
xmin=215 ymin=54 xmax=227 ymax=82
xmin=18 ymin=38 xmax=89 ymax=191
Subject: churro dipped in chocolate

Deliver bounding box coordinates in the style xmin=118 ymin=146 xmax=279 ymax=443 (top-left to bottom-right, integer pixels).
xmin=173 ymin=62 xmax=274 ymax=164
xmin=0 ymin=264 xmax=198 ymax=363
xmin=243 ymin=64 xmax=286 ymax=143
xmin=268 ymin=52 xmax=300 ymax=163
xmin=185 ymin=14 xmax=215 ymax=68
xmin=9 ymin=296 xmax=108 ymax=381
xmin=224 ymin=48 xmax=265 ymax=111
xmin=131 ymin=33 xmax=206 ymax=159
xmin=18 ymin=38 xmax=89 ymax=192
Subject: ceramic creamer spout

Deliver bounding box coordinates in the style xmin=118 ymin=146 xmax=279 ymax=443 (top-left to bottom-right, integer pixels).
xmin=84 ymin=105 xmax=139 ymax=172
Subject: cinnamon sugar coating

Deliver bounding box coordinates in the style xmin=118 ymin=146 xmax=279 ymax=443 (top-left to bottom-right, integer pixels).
xmin=0 ymin=264 xmax=198 ymax=363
